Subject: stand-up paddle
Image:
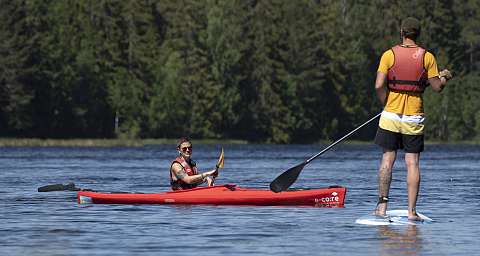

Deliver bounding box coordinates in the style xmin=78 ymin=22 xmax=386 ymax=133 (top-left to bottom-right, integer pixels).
xmin=269 ymin=112 xmax=382 ymax=193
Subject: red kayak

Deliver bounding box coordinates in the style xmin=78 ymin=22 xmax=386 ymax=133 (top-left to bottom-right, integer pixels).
xmin=77 ymin=184 xmax=346 ymax=207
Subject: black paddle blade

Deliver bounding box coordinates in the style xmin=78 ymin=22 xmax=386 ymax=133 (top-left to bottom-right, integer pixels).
xmin=38 ymin=182 xmax=77 ymax=192
xmin=269 ymin=162 xmax=307 ymax=193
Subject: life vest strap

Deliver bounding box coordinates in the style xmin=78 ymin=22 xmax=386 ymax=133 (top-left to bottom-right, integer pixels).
xmin=387 ymin=79 xmax=423 ymax=86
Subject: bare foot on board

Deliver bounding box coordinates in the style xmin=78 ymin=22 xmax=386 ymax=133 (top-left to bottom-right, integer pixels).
xmin=373 ymin=202 xmax=388 ymax=217
xmin=408 ymin=214 xmax=423 ymax=222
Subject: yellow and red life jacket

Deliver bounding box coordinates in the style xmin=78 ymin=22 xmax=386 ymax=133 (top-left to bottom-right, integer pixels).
xmin=170 ymin=156 xmax=199 ymax=191
xmin=387 ymin=45 xmax=428 ymax=93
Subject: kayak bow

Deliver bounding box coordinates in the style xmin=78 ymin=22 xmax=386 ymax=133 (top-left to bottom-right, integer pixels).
xmin=78 ymin=184 xmax=346 ymax=207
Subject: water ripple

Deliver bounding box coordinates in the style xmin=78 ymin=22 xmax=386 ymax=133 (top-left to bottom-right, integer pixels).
xmin=1 ymin=145 xmax=479 ymax=255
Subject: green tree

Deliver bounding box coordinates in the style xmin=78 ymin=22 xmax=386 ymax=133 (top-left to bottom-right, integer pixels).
xmin=98 ymin=0 xmax=160 ymax=138
xmin=0 ymin=0 xmax=478 ymax=142
xmin=148 ymin=51 xmax=189 ymax=138
xmin=204 ymin=0 xmax=244 ymax=138
xmin=0 ymin=0 xmax=37 ymax=136
xmin=238 ymin=0 xmax=296 ymax=143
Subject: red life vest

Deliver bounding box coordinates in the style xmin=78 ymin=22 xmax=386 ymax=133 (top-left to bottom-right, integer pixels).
xmin=170 ymin=156 xmax=199 ymax=190
xmin=387 ymin=45 xmax=428 ymax=93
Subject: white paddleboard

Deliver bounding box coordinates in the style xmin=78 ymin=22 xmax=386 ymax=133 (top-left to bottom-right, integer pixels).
xmin=356 ymin=210 xmax=433 ymax=226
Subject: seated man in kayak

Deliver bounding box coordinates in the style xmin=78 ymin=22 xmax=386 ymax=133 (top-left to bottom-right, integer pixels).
xmin=170 ymin=137 xmax=218 ymax=190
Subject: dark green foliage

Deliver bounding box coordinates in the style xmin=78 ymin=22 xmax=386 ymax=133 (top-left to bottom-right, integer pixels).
xmin=0 ymin=0 xmax=478 ymax=142
xmin=0 ymin=0 xmax=36 ymax=135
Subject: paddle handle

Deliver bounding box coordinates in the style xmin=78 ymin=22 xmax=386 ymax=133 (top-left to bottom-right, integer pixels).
xmin=306 ymin=112 xmax=381 ymax=163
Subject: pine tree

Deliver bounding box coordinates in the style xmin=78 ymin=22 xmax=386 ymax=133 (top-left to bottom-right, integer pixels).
xmin=278 ymin=0 xmax=337 ymax=142
xmin=237 ymin=0 xmax=296 ymax=143
xmin=0 ymin=0 xmax=39 ymax=136
xmin=97 ymin=0 xmax=159 ymax=138
xmin=149 ymin=0 xmax=209 ymax=138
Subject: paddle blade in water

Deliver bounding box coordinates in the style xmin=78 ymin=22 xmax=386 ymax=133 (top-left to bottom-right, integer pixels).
xmin=269 ymin=162 xmax=307 ymax=193
xmin=216 ymin=147 xmax=224 ymax=168
xmin=38 ymin=182 xmax=77 ymax=192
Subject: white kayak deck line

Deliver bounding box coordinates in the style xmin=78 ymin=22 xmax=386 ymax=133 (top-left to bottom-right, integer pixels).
xmin=356 ymin=210 xmax=433 ymax=226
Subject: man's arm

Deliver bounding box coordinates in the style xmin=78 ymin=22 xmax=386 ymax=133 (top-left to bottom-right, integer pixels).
xmin=171 ymin=163 xmax=206 ymax=184
xmin=429 ymin=69 xmax=452 ymax=92
xmin=375 ymin=72 xmax=388 ymax=105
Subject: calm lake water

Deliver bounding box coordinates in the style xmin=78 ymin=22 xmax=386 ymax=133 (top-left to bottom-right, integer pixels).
xmin=1 ymin=144 xmax=479 ymax=256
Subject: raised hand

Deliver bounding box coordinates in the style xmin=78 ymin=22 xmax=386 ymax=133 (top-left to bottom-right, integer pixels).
xmin=439 ymin=69 xmax=452 ymax=80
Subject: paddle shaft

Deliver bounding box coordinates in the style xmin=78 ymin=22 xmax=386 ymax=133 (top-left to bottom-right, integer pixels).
xmin=305 ymin=112 xmax=382 ymax=164
xmin=269 ymin=112 xmax=382 ymax=192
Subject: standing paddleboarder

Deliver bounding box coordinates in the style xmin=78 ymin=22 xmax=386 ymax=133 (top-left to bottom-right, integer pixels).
xmin=373 ymin=17 xmax=452 ymax=220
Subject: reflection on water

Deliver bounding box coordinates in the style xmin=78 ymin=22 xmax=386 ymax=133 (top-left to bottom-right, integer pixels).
xmin=378 ymin=225 xmax=422 ymax=255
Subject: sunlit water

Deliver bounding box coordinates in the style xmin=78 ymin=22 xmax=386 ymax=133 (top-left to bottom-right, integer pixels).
xmin=1 ymin=144 xmax=479 ymax=255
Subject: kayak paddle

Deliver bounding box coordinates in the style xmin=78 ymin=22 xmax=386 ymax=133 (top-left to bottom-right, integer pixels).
xmin=39 ymin=148 xmax=226 ymax=192
xmin=37 ymin=182 xmax=95 ymax=192
xmin=38 ymin=183 xmax=143 ymax=194
xmin=269 ymin=112 xmax=382 ymax=193
xmin=213 ymin=147 xmax=224 ymax=178
xmin=216 ymin=147 xmax=224 ymax=168
xmin=38 ymin=182 xmax=79 ymax=192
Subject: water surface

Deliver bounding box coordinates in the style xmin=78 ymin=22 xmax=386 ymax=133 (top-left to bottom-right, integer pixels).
xmin=1 ymin=144 xmax=479 ymax=255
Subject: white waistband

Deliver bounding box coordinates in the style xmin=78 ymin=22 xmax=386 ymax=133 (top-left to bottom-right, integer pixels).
xmin=381 ymin=111 xmax=425 ymax=124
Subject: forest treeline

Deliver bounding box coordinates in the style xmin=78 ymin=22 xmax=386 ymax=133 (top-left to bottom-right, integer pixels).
xmin=1 ymin=0 xmax=479 ymax=143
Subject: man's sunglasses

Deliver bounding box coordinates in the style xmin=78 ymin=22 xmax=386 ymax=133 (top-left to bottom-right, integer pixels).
xmin=181 ymin=146 xmax=192 ymax=152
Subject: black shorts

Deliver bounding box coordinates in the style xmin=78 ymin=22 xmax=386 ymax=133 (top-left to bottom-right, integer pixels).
xmin=374 ymin=127 xmax=424 ymax=153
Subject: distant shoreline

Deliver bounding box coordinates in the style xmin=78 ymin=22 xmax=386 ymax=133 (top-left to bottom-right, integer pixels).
xmin=0 ymin=138 xmax=478 ymax=147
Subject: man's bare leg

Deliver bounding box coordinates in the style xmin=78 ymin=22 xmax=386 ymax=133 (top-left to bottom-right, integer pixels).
xmin=375 ymin=150 xmax=396 ymax=216
xmin=405 ymin=152 xmax=421 ymax=220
